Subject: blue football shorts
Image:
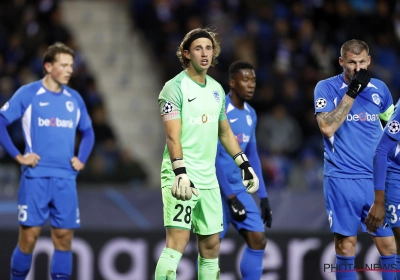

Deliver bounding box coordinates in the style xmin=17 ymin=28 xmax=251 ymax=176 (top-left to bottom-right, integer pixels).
xmin=220 ymin=186 xmax=264 ymax=239
xmin=324 ymin=176 xmax=392 ymax=237
xmin=385 ymin=178 xmax=400 ymax=229
xmin=17 ymin=176 xmax=80 ymax=228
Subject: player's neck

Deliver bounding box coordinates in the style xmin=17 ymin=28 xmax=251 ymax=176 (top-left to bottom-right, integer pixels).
xmin=342 ymin=72 xmax=351 ymax=84
xmin=230 ymin=92 xmax=244 ymax=109
xmin=42 ymin=75 xmax=63 ymax=93
xmin=185 ymin=67 xmax=207 ymax=85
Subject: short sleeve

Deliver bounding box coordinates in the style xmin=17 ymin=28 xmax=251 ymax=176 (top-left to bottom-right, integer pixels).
xmin=385 ymin=107 xmax=400 ymax=141
xmin=218 ymin=86 xmax=227 ymax=121
xmin=314 ymin=80 xmax=336 ymax=114
xmin=158 ymin=82 xmax=182 ymax=122
xmin=0 ymin=85 xmax=33 ymax=123
xmin=380 ymin=82 xmax=394 ymax=113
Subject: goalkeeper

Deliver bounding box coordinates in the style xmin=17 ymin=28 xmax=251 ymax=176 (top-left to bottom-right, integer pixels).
xmin=216 ymin=61 xmax=272 ymax=280
xmin=156 ymin=28 xmax=259 ymax=280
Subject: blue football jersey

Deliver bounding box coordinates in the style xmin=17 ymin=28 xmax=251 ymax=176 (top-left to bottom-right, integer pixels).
xmin=0 ymin=80 xmax=92 ymax=178
xmin=216 ymin=94 xmax=259 ymax=192
xmin=314 ymin=73 xmax=393 ymax=178
xmin=384 ymin=100 xmax=400 ymax=178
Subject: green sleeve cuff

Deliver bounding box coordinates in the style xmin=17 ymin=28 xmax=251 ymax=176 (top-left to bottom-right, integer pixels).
xmin=379 ymin=104 xmax=394 ymax=121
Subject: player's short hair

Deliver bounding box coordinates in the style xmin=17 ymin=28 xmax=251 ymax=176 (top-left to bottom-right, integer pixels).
xmin=43 ymin=42 xmax=74 ymax=73
xmin=340 ymin=39 xmax=369 ymax=57
xmin=229 ymin=61 xmax=254 ymax=79
xmin=176 ymin=27 xmax=221 ymax=69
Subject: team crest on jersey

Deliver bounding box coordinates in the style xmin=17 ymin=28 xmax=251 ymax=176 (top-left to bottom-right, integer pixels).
xmin=246 ymin=115 xmax=252 ymax=126
xmin=388 ymin=120 xmax=400 ymax=134
xmin=315 ymin=98 xmax=327 ymax=109
xmin=162 ymin=102 xmax=173 ymax=113
xmin=213 ymin=91 xmax=220 ymax=103
xmin=372 ymin=94 xmax=380 ymax=105
xmin=0 ymin=102 xmax=9 ymax=111
xmin=66 ymin=101 xmax=74 ymax=112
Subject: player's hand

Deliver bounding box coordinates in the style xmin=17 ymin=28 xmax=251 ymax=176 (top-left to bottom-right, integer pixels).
xmin=260 ymin=197 xmax=273 ymax=228
xmin=171 ymin=159 xmax=198 ymax=201
xmin=346 ymin=68 xmax=371 ymax=99
xmin=71 ymin=157 xmax=85 ymax=171
xmin=16 ymin=153 xmax=40 ymax=167
xmin=227 ymin=195 xmax=247 ymax=222
xmin=233 ymin=152 xmax=259 ymax=194
xmin=365 ymin=191 xmax=386 ymax=233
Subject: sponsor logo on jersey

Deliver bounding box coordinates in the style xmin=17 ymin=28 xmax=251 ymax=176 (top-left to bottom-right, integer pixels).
xmin=236 ymin=133 xmax=250 ymax=143
xmin=347 ymin=112 xmax=379 ymax=122
xmin=190 ymin=114 xmax=218 ymax=125
xmin=38 ymin=117 xmax=74 ymax=128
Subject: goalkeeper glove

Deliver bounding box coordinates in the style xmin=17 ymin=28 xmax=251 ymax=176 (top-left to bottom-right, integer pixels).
xmin=171 ymin=158 xmax=198 ymax=201
xmin=233 ymin=152 xmax=259 ymax=194
xmin=260 ymin=197 xmax=272 ymax=228
xmin=346 ymin=68 xmax=371 ymax=99
xmin=228 ymin=195 xmax=247 ymax=222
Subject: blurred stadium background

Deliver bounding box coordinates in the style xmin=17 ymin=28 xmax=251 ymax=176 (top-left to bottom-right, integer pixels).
xmin=0 ymin=0 xmax=399 ymax=279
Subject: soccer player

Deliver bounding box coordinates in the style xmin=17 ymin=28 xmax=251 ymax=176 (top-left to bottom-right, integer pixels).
xmin=156 ymin=28 xmax=259 ymax=280
xmin=216 ymin=61 xmax=272 ymax=280
xmin=366 ymin=99 xmax=400 ymax=279
xmin=314 ymin=39 xmax=396 ymax=280
xmin=0 ymin=42 xmax=95 ymax=280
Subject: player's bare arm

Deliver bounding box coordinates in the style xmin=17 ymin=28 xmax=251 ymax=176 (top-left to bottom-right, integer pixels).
xmin=316 ymin=95 xmax=354 ymax=138
xmin=164 ymin=118 xmax=197 ymax=200
xmin=71 ymin=157 xmax=85 ymax=171
xmin=218 ymin=119 xmax=241 ymax=156
xmin=365 ymin=190 xmax=385 ymax=233
xmin=15 ymin=153 xmax=40 ymax=167
xmin=163 ymin=118 xmax=183 ymax=159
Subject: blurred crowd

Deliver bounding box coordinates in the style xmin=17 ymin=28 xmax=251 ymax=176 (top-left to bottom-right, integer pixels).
xmin=0 ymin=0 xmax=147 ymax=188
xmin=131 ymin=0 xmax=400 ymax=191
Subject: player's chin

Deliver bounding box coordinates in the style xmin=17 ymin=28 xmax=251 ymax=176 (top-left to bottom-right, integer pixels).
xmin=61 ymin=77 xmax=71 ymax=84
xmin=245 ymin=94 xmax=253 ymax=100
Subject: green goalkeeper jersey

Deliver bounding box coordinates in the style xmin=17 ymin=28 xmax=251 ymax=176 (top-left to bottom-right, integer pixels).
xmin=159 ymin=70 xmax=227 ymax=189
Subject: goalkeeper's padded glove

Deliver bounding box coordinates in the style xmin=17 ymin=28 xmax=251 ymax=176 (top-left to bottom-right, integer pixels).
xmin=233 ymin=152 xmax=259 ymax=194
xmin=228 ymin=195 xmax=247 ymax=222
xmin=346 ymin=68 xmax=371 ymax=99
xmin=260 ymin=197 xmax=272 ymax=228
xmin=171 ymin=158 xmax=198 ymax=201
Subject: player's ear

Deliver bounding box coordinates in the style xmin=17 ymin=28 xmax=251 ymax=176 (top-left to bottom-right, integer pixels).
xmin=183 ymin=50 xmax=190 ymax=60
xmin=44 ymin=62 xmax=52 ymax=74
xmin=338 ymin=56 xmax=344 ymax=67
xmin=229 ymin=78 xmax=235 ymax=89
